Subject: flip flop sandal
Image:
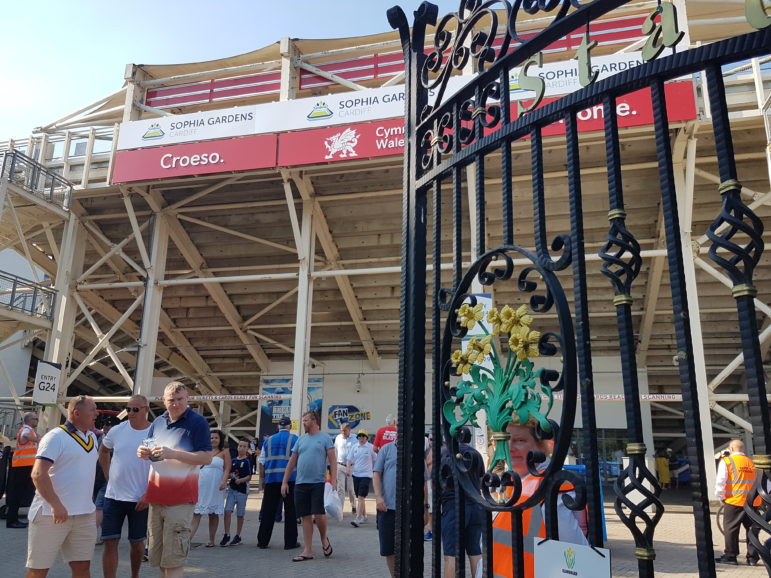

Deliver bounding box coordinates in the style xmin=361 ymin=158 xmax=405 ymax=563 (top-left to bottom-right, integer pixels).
xmin=323 ymin=539 xmax=333 ymax=558
xmin=205 ymin=543 xmax=215 ymax=548
xmin=292 ymin=554 xmax=314 ymax=562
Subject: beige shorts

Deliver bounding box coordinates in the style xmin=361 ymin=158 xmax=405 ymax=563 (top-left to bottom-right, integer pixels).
xmin=26 ymin=512 xmax=97 ymax=569
xmin=148 ymin=503 xmax=195 ymax=569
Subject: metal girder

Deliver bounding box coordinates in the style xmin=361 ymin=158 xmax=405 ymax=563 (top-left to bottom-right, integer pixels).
xmin=27 ymin=202 xmax=247 ymax=412
xmin=176 ymin=213 xmax=297 ymax=255
xmin=73 ymin=293 xmax=135 ymax=390
xmin=80 ymin=218 xmax=146 ymax=278
xmin=77 ymin=219 xmax=150 ymax=283
xmin=291 ymin=173 xmax=381 ymax=369
xmin=122 ymin=192 xmax=152 ymax=270
xmin=4 ymin=196 xmax=41 ymax=283
xmin=164 ymin=176 xmax=242 ymax=212
xmin=146 ymin=189 xmax=271 ymax=373
xmin=295 ymin=60 xmax=365 ymax=92
xmin=64 ymin=292 xmax=144 ymax=389
xmin=242 ymin=286 xmax=299 ymax=328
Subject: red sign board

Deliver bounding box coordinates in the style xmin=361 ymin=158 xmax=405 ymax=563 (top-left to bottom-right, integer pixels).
xmin=111 ymin=134 xmax=277 ymax=183
xmin=278 ymin=82 xmax=695 ymax=167
xmin=114 ymin=82 xmax=695 ymax=178
xmin=535 ymin=81 xmax=696 ymax=136
xmin=278 ymin=119 xmax=405 ymax=167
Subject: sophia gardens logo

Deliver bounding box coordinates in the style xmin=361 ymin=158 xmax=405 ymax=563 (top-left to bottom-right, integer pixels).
xmin=141 ymin=122 xmax=165 ymax=141
xmin=307 ymin=101 xmax=333 ymax=121
xmin=564 ymin=547 xmax=576 ymax=570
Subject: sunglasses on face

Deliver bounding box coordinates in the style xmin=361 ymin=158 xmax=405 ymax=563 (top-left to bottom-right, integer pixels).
xmin=125 ymin=406 xmax=145 ymax=413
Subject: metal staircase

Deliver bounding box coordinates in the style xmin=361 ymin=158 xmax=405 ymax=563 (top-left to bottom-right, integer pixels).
xmin=0 ymin=150 xmax=71 ymax=342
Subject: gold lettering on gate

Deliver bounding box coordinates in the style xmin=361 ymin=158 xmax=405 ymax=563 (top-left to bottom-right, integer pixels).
xmin=745 ymin=0 xmax=771 ymax=29
xmin=576 ymin=32 xmax=599 ymax=88
xmin=641 ymin=2 xmax=685 ymax=62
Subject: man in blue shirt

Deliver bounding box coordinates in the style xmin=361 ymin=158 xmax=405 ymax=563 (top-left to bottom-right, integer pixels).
xmin=281 ymin=410 xmax=336 ymax=562
xmin=257 ymin=417 xmax=299 ymax=550
xmin=373 ymin=438 xmax=397 ymax=577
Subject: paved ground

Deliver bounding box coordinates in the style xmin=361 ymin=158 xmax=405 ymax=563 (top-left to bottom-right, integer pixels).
xmin=1 ymin=488 xmax=767 ymax=576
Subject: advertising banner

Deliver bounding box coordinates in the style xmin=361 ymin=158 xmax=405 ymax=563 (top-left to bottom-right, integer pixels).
xmin=117 ymin=53 xmax=653 ymax=152
xmin=112 ymin=134 xmax=277 ymax=183
xmin=32 ymin=360 xmax=62 ymax=406
xmin=258 ymin=377 xmax=323 ymax=443
xmin=278 ymin=118 xmax=404 ymax=167
xmin=327 ymin=405 xmax=371 ymax=430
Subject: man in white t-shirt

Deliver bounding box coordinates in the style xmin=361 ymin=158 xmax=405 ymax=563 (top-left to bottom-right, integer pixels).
xmin=334 ymin=421 xmax=357 ymax=515
xmin=26 ymin=395 xmax=99 ymax=577
xmin=98 ymin=394 xmax=152 ymax=578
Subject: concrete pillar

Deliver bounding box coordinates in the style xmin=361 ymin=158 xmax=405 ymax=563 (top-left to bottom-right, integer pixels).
xmin=289 ymin=200 xmax=315 ymax=433
xmin=42 ymin=213 xmax=85 ymax=430
xmin=674 ymin=132 xmax=717 ymax=493
xmin=134 ymin=212 xmax=169 ymax=397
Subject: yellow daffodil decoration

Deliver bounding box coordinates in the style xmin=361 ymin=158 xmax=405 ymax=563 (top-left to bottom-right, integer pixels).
xmin=444 ymin=301 xmax=554 ymax=471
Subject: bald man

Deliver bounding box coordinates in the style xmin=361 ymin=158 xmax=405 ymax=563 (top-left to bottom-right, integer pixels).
xmin=715 ymin=439 xmax=759 ymax=566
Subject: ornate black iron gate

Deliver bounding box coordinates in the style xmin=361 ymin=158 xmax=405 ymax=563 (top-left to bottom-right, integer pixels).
xmin=390 ymin=1 xmax=771 ymax=577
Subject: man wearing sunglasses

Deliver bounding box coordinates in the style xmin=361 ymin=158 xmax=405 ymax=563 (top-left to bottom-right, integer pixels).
xmin=98 ymin=395 xmax=151 ymax=578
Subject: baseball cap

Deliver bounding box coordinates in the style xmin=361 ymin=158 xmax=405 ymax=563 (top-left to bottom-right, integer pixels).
xmin=278 ymin=417 xmax=291 ymax=427
xmin=357 ymin=429 xmax=369 ymax=438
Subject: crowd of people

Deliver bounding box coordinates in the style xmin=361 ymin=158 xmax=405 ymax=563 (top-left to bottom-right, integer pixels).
xmin=3 ymin=385 xmax=766 ymax=577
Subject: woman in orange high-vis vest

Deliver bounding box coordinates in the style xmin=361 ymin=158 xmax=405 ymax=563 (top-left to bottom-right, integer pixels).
xmin=491 ymin=422 xmax=588 ymax=578
xmin=6 ymin=412 xmax=40 ymax=528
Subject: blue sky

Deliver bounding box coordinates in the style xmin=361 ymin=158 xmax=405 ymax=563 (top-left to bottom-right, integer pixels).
xmin=0 ymin=0 xmax=459 ymax=140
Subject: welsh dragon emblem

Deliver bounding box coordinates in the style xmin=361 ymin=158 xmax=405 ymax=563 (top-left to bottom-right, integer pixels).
xmin=324 ymin=128 xmax=359 ymax=159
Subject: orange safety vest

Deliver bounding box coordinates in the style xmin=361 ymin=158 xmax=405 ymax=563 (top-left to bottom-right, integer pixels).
xmin=492 ymin=475 xmax=587 ymax=578
xmin=722 ymin=454 xmax=757 ymax=507
xmin=491 ymin=476 xmax=544 ymax=578
xmin=11 ymin=425 xmax=38 ymax=468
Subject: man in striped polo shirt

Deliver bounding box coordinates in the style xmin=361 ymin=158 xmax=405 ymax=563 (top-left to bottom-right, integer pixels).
xmin=256 ymin=417 xmax=299 ymax=550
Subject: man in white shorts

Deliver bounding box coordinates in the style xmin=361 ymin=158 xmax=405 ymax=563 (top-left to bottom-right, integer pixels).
xmin=99 ymin=394 xmax=151 ymax=578
xmin=26 ymin=395 xmax=99 ymax=577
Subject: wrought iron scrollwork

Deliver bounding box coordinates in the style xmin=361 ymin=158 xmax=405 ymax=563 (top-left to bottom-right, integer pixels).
xmin=614 ymin=445 xmax=664 ymax=561
xmin=440 ymin=244 xmax=580 ymax=517
xmin=706 ymin=179 xmax=765 ymax=291
xmin=599 ymin=209 xmax=642 ymax=297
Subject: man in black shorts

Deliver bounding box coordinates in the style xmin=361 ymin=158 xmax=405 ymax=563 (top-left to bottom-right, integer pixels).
xmin=281 ymin=411 xmax=336 ymax=562
xmin=373 ymin=438 xmax=397 ymax=577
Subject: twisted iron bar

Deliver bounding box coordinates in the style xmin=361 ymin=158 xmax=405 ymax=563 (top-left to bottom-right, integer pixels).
xmin=614 ymin=448 xmax=664 ymax=561
xmin=599 ymin=211 xmax=642 ymax=297
xmin=706 ymin=180 xmax=764 ymax=286
xmin=599 ymin=91 xmax=663 ymax=576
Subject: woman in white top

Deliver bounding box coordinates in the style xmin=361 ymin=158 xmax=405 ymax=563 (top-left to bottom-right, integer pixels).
xmin=191 ymin=429 xmax=231 ymax=547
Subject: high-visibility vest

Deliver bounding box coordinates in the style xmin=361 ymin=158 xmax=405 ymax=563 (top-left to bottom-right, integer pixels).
xmin=722 ymin=454 xmax=756 ymax=507
xmin=11 ymin=425 xmax=37 ymax=468
xmin=491 ymin=476 xmax=544 ymax=578
xmin=492 ymin=475 xmax=588 ymax=578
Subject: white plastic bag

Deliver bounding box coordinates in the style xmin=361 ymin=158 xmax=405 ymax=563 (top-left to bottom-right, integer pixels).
xmin=324 ymin=481 xmax=343 ymax=522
